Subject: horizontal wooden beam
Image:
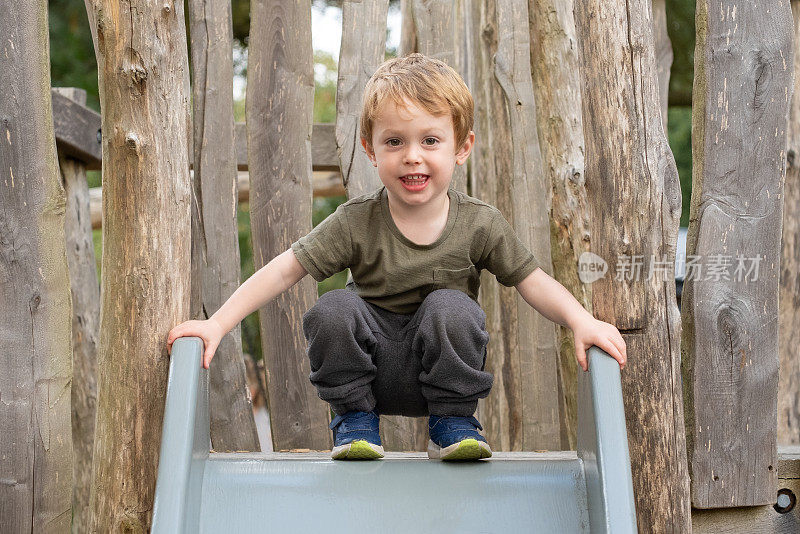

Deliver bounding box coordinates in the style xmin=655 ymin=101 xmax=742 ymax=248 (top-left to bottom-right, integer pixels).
xmin=89 ymin=170 xmax=345 ymax=229
xmin=51 ymin=91 xmax=341 ymax=173
xmin=52 ymin=89 xmax=102 ymax=170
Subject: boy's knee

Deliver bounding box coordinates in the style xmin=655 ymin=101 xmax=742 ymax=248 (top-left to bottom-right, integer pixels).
xmin=421 ymin=289 xmax=485 ymax=324
xmin=302 ymin=289 xmax=364 ymax=333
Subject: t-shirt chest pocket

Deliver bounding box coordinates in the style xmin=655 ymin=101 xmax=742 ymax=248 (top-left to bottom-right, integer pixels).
xmin=432 ymin=265 xmax=480 ymax=299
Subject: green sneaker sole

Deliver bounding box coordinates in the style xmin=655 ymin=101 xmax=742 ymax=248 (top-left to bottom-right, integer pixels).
xmin=431 ymin=438 xmax=493 ymax=461
xmin=331 ymin=439 xmax=384 ymax=460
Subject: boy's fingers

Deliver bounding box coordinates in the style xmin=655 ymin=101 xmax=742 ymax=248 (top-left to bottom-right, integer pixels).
xmin=576 ymin=346 xmax=588 ymax=372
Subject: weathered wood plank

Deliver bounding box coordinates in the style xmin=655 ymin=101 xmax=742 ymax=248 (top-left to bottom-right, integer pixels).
xmin=573 ymin=0 xmax=691 ymax=529
xmin=86 ymin=0 xmax=193 ymax=530
xmin=188 ymin=0 xmax=260 ymax=453
xmin=528 ymin=0 xmax=589 ymax=450
xmin=54 ymin=87 xmax=99 ymax=534
xmin=471 ymin=0 xmax=560 ymax=451
xmin=684 ymin=0 xmax=792 ymax=508
xmin=399 ymin=0 xmax=417 ymax=56
xmin=246 ymin=0 xmax=331 ymax=451
xmin=0 ymin=3 xmax=74 ymax=530
xmin=51 ymin=89 xmax=102 ymax=169
xmin=779 ymin=0 xmax=800 ymax=447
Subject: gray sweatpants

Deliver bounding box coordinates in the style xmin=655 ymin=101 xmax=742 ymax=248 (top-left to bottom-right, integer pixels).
xmin=301 ymin=288 xmax=493 ymax=417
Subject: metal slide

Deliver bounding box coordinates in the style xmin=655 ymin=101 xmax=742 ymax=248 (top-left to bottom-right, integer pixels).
xmin=152 ymin=338 xmax=636 ymax=533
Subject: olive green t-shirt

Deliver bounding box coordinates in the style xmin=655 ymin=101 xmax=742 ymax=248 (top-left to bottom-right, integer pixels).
xmin=291 ymin=186 xmax=540 ymax=314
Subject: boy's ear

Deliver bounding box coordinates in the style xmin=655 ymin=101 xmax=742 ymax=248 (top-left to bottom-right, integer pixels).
xmin=360 ymin=137 xmax=377 ymax=166
xmin=455 ymin=130 xmax=476 ymax=166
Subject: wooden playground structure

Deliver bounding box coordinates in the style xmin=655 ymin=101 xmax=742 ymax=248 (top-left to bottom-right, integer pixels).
xmin=3 ymin=0 xmax=800 ymax=532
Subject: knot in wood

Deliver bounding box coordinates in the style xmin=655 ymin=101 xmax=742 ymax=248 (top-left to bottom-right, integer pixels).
xmin=30 ymin=293 xmax=41 ymax=310
xmin=162 ymin=3 xmax=172 ymax=14
xmin=125 ymin=132 xmax=141 ymax=153
xmin=787 ymin=149 xmax=796 ymax=169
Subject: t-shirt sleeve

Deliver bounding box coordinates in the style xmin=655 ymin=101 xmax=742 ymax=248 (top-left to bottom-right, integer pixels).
xmin=291 ymin=203 xmax=353 ymax=282
xmin=479 ymin=208 xmax=540 ymax=286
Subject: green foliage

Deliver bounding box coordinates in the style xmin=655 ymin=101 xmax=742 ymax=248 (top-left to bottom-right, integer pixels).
xmin=665 ymin=0 xmax=695 ymax=106
xmin=667 ymin=107 xmax=693 ymax=228
xmin=48 ymin=0 xmax=99 ymax=110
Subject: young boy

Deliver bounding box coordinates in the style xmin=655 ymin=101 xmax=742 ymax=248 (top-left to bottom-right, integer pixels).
xmin=167 ymin=53 xmax=626 ymax=462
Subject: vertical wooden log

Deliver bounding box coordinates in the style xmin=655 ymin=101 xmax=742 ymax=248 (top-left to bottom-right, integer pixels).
xmin=247 ymin=0 xmax=331 ymax=451
xmin=574 ymin=0 xmax=691 ymax=529
xmin=684 ymin=0 xmax=792 ymax=508
xmin=337 ymin=1 xmax=389 ymax=200
xmin=0 ymin=2 xmax=73 ymax=531
xmin=54 ymin=86 xmax=100 ymax=534
xmin=399 ymin=0 xmax=417 ymax=57
xmin=338 ymin=0 xmax=429 ymax=451
xmin=87 ymin=0 xmax=192 ymax=529
xmin=471 ymin=0 xmax=560 ymax=451
xmin=528 ymin=0 xmax=589 ymax=450
xmin=410 ymin=0 xmax=468 ymax=194
xmin=188 ymin=0 xmax=260 ymax=453
xmin=653 ymin=0 xmax=673 ymax=132
xmin=779 ymin=0 xmax=800 ymax=446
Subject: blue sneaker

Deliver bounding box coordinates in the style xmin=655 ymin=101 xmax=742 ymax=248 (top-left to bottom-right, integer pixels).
xmin=428 ymin=415 xmax=492 ymax=460
xmin=329 ymin=410 xmax=384 ymax=460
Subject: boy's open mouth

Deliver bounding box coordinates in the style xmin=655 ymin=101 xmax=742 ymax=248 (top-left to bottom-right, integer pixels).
xmin=400 ymin=173 xmax=430 ymax=191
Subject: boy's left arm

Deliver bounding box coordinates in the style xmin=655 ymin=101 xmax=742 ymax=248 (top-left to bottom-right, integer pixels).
xmin=515 ymin=268 xmax=627 ymax=372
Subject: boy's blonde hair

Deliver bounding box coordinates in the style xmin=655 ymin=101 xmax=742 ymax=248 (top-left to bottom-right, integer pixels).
xmin=360 ymin=53 xmax=474 ymax=151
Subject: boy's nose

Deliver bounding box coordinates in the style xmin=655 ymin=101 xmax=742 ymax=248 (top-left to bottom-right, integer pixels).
xmin=403 ymin=146 xmax=422 ymax=164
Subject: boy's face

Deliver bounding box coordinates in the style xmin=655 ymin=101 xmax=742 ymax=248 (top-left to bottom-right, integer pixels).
xmin=361 ymin=98 xmax=474 ymax=211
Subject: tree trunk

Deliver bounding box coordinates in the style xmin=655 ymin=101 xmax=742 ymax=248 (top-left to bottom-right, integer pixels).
xmin=471 ymin=0 xmax=560 ymax=451
xmin=528 ymin=0 xmax=589 ymax=451
xmin=573 ymin=0 xmax=691 ymax=530
xmin=188 ymin=0 xmax=260 ymax=453
xmin=779 ymin=0 xmax=800 ymax=447
xmin=0 ymin=2 xmax=74 ymax=531
xmin=87 ymin=0 xmax=193 ymax=530
xmin=247 ymin=0 xmax=331 ymax=451
xmin=684 ymin=0 xmax=793 ymax=508
xmin=653 ymin=0 xmax=673 ymax=132
xmin=55 ymin=86 xmax=99 ymax=534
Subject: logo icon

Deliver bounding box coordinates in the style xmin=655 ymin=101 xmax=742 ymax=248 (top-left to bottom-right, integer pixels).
xmin=578 ymin=252 xmax=608 ymax=284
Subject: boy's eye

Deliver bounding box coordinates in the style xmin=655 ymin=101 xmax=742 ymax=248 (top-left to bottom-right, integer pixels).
xmin=387 ymin=138 xmax=401 ymax=147
xmin=423 ymin=137 xmax=439 ymax=146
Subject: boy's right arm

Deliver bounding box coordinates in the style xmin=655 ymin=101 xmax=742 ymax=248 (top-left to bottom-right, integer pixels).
xmin=166 ymin=248 xmax=309 ymax=368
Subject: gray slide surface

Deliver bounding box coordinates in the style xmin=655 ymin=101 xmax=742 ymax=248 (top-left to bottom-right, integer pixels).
xmin=152 ymin=338 xmax=636 ymax=533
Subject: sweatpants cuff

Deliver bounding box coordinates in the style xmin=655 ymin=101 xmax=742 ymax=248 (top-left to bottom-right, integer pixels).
xmin=331 ymin=390 xmax=377 ymax=416
xmin=427 ymin=400 xmax=478 ymax=417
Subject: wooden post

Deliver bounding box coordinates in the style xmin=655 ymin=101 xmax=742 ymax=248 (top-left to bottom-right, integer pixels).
xmin=573 ymin=0 xmax=691 ymax=529
xmin=779 ymin=0 xmax=800 ymax=447
xmin=528 ymin=0 xmax=589 ymax=450
xmin=653 ymin=0 xmax=673 ymax=132
xmin=246 ymin=0 xmax=331 ymax=451
xmin=86 ymin=0 xmax=193 ymax=529
xmin=684 ymin=0 xmax=793 ymax=508
xmin=399 ymin=0 xmax=417 ymax=57
xmin=336 ymin=1 xmax=389 ymax=200
xmin=188 ymin=0 xmax=260 ymax=453
xmin=54 ymin=87 xmax=100 ymax=534
xmin=471 ymin=0 xmax=560 ymax=451
xmin=0 ymin=3 xmax=74 ymax=531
